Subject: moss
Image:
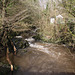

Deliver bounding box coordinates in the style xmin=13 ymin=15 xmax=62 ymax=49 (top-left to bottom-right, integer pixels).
xmin=32 ymin=34 xmax=42 ymax=41
xmin=0 ymin=65 xmax=10 ymax=75
xmin=24 ymin=49 xmax=27 ymax=52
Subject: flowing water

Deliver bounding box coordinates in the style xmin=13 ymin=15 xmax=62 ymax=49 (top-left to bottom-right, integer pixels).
xmin=11 ymin=35 xmax=75 ymax=75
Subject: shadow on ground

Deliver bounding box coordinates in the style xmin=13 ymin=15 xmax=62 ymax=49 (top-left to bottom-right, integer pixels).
xmin=11 ymin=70 xmax=75 ymax=75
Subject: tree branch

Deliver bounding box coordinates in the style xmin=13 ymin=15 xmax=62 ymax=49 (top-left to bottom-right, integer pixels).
xmin=67 ymin=10 xmax=75 ymax=17
xmin=8 ymin=9 xmax=28 ymax=23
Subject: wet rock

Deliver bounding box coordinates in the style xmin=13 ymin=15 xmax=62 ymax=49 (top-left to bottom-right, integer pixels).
xmin=32 ymin=34 xmax=42 ymax=41
xmin=0 ymin=63 xmax=10 ymax=75
xmin=12 ymin=38 xmax=29 ymax=49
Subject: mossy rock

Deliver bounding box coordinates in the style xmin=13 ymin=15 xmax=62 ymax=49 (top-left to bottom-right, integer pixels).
xmin=12 ymin=38 xmax=29 ymax=49
xmin=0 ymin=66 xmax=10 ymax=75
xmin=32 ymin=34 xmax=42 ymax=41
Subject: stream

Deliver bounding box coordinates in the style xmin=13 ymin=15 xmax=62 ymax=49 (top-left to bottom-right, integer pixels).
xmin=11 ymin=34 xmax=75 ymax=75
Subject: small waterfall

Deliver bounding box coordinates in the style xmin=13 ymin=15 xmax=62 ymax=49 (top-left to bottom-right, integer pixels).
xmin=25 ymin=35 xmax=50 ymax=54
xmin=25 ymin=36 xmax=59 ymax=58
xmin=24 ymin=28 xmax=62 ymax=58
xmin=16 ymin=36 xmax=23 ymax=38
xmin=25 ymin=36 xmax=62 ymax=60
xmin=25 ymin=37 xmax=35 ymax=43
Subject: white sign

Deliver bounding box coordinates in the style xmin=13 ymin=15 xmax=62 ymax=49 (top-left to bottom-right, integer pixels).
xmin=56 ymin=14 xmax=63 ymax=19
xmin=50 ymin=18 xmax=55 ymax=24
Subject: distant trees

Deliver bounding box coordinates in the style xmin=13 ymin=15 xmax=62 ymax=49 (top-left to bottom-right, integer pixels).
xmin=36 ymin=0 xmax=75 ymax=51
xmin=61 ymin=0 xmax=75 ymax=17
xmin=61 ymin=0 xmax=75 ymax=49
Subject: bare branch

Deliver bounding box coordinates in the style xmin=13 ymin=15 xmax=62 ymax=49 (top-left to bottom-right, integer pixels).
xmin=18 ymin=15 xmax=29 ymax=22
xmin=9 ymin=9 xmax=28 ymax=20
xmin=7 ymin=15 xmax=29 ymax=28
xmin=7 ymin=9 xmax=28 ymax=23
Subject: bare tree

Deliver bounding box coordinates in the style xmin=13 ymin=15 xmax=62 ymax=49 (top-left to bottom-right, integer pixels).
xmin=0 ymin=0 xmax=40 ymax=71
xmin=0 ymin=0 xmax=29 ymax=71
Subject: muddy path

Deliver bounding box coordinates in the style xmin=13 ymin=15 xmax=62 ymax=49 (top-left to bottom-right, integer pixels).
xmin=12 ymin=40 xmax=75 ymax=75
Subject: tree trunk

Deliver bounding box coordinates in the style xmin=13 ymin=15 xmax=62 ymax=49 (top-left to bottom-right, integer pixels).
xmin=2 ymin=0 xmax=6 ymax=27
xmin=2 ymin=0 xmax=15 ymax=71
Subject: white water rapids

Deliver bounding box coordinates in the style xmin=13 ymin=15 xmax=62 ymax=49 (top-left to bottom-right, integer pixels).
xmin=25 ymin=37 xmax=61 ymax=58
xmin=25 ymin=37 xmax=49 ymax=53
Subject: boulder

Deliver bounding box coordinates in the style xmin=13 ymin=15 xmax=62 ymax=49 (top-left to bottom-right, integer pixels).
xmin=12 ymin=37 xmax=29 ymax=49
